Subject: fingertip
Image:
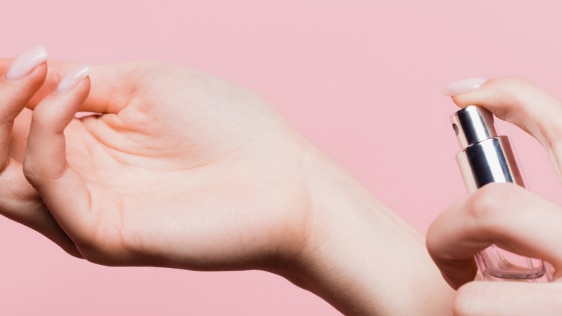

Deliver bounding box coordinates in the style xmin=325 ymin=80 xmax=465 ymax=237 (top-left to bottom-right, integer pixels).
xmin=56 ymin=65 xmax=90 ymax=93
xmin=453 ymin=281 xmax=487 ymax=316
xmin=446 ymin=77 xmax=523 ymax=110
xmin=450 ymin=77 xmax=559 ymax=116
xmin=447 ymin=76 xmax=562 ymax=159
xmin=4 ymin=45 xmax=48 ymax=81
xmin=443 ymin=78 xmax=487 ymax=97
xmin=33 ymin=66 xmax=91 ymax=133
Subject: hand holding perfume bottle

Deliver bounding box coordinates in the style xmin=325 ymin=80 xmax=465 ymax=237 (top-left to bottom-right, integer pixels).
xmin=428 ymin=77 xmax=562 ymax=315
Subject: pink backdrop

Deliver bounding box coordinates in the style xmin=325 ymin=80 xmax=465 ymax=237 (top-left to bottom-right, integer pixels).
xmin=2 ymin=1 xmax=562 ymax=315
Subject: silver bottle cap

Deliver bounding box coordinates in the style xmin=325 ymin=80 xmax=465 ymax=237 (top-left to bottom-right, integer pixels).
xmin=452 ymin=105 xmax=524 ymax=191
xmin=452 ymin=105 xmax=497 ymax=148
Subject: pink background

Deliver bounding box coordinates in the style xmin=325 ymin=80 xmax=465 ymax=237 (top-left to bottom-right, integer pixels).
xmin=2 ymin=1 xmax=562 ymax=315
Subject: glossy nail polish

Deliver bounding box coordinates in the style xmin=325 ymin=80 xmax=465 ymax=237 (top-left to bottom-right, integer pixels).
xmin=5 ymin=45 xmax=49 ymax=80
xmin=451 ymin=105 xmax=550 ymax=282
xmin=443 ymin=78 xmax=486 ymax=96
xmin=57 ymin=65 xmax=90 ymax=92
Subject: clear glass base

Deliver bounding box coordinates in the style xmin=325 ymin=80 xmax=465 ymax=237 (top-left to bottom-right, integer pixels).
xmin=476 ymin=245 xmax=551 ymax=282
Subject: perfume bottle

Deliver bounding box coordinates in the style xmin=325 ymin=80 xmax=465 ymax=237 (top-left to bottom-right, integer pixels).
xmin=451 ymin=105 xmax=550 ymax=282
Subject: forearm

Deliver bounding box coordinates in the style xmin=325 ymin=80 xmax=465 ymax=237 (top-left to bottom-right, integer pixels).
xmin=289 ymin=150 xmax=454 ymax=315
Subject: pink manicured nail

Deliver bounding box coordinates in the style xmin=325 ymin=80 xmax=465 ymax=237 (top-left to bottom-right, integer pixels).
xmin=5 ymin=45 xmax=49 ymax=80
xmin=57 ymin=65 xmax=90 ymax=92
xmin=443 ymin=78 xmax=486 ymax=96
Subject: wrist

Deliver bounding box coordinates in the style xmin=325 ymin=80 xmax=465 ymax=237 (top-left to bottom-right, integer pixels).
xmin=286 ymin=147 xmax=454 ymax=315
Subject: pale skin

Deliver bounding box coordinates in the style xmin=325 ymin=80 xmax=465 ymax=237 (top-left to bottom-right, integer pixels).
xmin=0 ymin=51 xmax=453 ymax=315
xmin=7 ymin=49 xmax=562 ymax=315
xmin=428 ymin=78 xmax=562 ymax=315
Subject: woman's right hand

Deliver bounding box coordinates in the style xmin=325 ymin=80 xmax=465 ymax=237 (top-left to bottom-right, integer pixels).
xmin=428 ymin=78 xmax=562 ymax=315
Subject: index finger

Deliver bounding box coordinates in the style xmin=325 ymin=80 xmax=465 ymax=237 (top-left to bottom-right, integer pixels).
xmin=448 ymin=77 xmax=562 ymax=178
xmin=427 ymin=183 xmax=562 ymax=289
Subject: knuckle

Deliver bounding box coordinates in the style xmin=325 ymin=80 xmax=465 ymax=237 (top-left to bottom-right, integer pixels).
xmin=466 ymin=183 xmax=519 ymax=225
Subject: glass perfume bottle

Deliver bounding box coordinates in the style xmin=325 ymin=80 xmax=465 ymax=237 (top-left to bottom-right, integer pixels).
xmin=451 ymin=105 xmax=550 ymax=282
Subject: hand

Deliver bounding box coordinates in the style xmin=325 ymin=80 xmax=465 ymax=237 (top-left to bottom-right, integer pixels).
xmin=10 ymin=59 xmax=316 ymax=271
xmin=1 ymin=47 xmax=454 ymax=315
xmin=428 ymin=78 xmax=562 ymax=315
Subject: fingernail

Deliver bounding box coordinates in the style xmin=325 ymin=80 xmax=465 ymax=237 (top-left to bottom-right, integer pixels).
xmin=443 ymin=78 xmax=486 ymax=96
xmin=57 ymin=65 xmax=90 ymax=92
xmin=5 ymin=45 xmax=49 ymax=80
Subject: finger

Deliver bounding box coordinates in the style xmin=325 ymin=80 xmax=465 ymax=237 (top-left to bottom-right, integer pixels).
xmin=0 ymin=46 xmax=48 ymax=167
xmin=453 ymin=281 xmax=562 ymax=316
xmin=1 ymin=58 xmax=146 ymax=114
xmin=24 ymin=65 xmax=93 ymax=240
xmin=448 ymin=77 xmax=562 ymax=177
xmin=0 ymin=47 xmax=81 ymax=256
xmin=427 ymin=183 xmax=562 ymax=288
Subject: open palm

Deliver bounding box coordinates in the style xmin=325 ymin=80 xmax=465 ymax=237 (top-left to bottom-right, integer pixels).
xmin=9 ymin=61 xmax=314 ymax=272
